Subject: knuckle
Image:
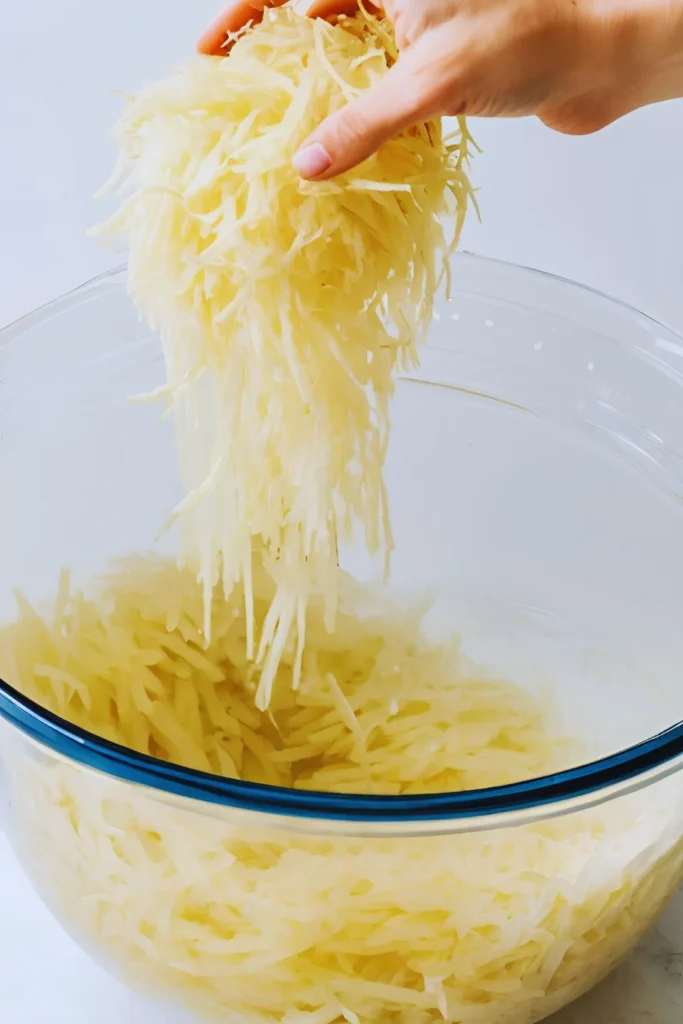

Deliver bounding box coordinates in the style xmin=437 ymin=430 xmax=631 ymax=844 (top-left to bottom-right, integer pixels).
xmin=541 ymin=95 xmax=615 ymax=136
xmin=333 ymin=103 xmax=375 ymax=144
xmin=408 ymin=52 xmax=453 ymax=118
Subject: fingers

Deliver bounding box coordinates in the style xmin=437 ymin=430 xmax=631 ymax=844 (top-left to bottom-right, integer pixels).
xmin=198 ymin=1 xmax=383 ymax=55
xmin=198 ymin=0 xmax=417 ymax=179
xmin=307 ymin=0 xmax=381 ymax=17
xmin=197 ymin=0 xmax=288 ymax=55
xmin=293 ymin=55 xmax=430 ymax=179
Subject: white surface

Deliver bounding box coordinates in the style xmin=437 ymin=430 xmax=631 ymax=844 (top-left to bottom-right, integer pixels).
xmin=2 ymin=1 xmax=683 ymax=1021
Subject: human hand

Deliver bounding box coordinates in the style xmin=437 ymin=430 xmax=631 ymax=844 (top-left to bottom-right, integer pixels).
xmin=198 ymin=1 xmax=683 ymax=179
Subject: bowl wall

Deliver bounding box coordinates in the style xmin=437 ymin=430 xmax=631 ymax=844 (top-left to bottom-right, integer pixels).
xmin=2 ymin=255 xmax=683 ymax=1021
xmin=3 ymin=723 xmax=683 ymax=1024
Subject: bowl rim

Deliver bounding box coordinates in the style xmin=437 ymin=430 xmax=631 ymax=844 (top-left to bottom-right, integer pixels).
xmin=2 ymin=254 xmax=683 ymax=830
xmin=3 ymin=679 xmax=683 ymax=828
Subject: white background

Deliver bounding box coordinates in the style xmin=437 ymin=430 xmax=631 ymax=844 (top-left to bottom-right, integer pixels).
xmin=1 ymin=1 xmax=683 ymax=1021
xmin=2 ymin=0 xmax=683 ymax=334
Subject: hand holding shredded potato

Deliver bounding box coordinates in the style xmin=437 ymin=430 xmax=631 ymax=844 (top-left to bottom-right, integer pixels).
xmin=199 ymin=0 xmax=683 ymax=179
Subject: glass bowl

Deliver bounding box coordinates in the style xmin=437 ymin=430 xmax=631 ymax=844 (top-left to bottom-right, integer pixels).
xmin=1 ymin=253 xmax=683 ymax=1024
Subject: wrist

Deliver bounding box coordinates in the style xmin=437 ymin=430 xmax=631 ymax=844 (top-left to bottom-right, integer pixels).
xmin=593 ymin=0 xmax=683 ymax=105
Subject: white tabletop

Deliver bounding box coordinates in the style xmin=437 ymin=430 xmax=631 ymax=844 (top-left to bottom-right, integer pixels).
xmin=2 ymin=1 xmax=683 ymax=1020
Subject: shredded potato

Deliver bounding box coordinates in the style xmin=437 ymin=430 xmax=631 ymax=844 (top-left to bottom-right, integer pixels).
xmin=0 ymin=558 xmax=577 ymax=793
xmin=6 ymin=10 xmax=677 ymax=1023
xmin=2 ymin=560 xmax=683 ymax=1024
xmin=95 ymin=7 xmax=476 ymax=707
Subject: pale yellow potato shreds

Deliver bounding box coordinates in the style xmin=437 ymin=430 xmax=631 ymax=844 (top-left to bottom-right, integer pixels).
xmin=95 ymin=8 xmax=477 ymax=708
xmin=1 ymin=557 xmax=571 ymax=793
xmin=2 ymin=559 xmax=683 ymax=1024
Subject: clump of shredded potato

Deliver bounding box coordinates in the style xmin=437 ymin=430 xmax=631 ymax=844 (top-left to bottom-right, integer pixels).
xmin=96 ymin=7 xmax=476 ymax=708
xmin=2 ymin=560 xmax=683 ymax=1024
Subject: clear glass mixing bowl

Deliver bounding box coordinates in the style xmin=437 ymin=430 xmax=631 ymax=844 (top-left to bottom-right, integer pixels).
xmin=1 ymin=253 xmax=683 ymax=1024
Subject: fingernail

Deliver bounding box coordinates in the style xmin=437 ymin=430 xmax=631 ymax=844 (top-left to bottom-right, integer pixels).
xmin=293 ymin=142 xmax=332 ymax=179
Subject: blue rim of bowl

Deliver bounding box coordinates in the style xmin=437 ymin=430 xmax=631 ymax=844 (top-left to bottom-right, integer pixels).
xmin=2 ymin=679 xmax=683 ymax=823
xmin=2 ymin=256 xmax=683 ymax=823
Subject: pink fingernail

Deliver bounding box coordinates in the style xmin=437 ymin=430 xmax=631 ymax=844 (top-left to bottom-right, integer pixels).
xmin=293 ymin=142 xmax=332 ymax=179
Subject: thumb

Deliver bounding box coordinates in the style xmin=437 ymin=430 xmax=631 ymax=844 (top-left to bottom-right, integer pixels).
xmin=293 ymin=57 xmax=429 ymax=180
